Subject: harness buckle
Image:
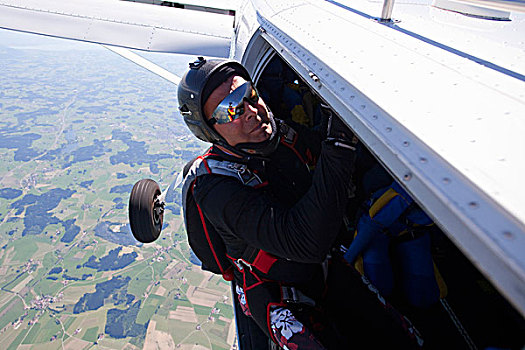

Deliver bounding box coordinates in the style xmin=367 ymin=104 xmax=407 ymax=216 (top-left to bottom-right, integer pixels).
xmin=280 ymin=123 xmax=296 ymax=144
xmin=235 ymin=258 xmax=253 ymax=272
xmin=281 ymin=286 xmax=315 ymax=306
xmin=231 ymin=164 xmax=262 ymax=186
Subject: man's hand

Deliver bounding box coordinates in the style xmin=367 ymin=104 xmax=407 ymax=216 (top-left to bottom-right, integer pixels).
xmin=321 ymin=105 xmax=358 ymax=150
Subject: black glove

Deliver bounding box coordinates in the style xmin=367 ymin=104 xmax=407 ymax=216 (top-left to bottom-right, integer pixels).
xmin=321 ymin=104 xmax=358 ymax=150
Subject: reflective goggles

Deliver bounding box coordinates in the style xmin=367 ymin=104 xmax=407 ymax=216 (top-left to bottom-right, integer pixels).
xmin=209 ymin=82 xmax=259 ymax=125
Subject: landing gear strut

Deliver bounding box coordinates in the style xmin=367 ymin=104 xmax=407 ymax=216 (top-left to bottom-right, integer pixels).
xmin=129 ymin=179 xmax=165 ymax=243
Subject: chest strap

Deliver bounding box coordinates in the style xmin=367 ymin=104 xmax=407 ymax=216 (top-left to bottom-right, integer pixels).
xmin=228 ymin=246 xmax=278 ymax=275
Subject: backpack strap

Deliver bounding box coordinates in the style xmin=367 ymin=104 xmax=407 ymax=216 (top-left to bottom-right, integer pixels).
xmin=279 ymin=122 xmax=318 ymax=168
xmin=279 ymin=123 xmax=307 ymax=165
xmin=189 ymin=181 xmax=233 ymax=279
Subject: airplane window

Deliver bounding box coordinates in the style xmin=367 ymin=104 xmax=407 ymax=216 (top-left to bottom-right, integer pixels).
xmin=256 ymin=55 xmax=324 ymax=131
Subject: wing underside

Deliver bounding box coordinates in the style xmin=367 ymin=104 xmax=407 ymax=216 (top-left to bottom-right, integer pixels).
xmin=0 ymin=0 xmax=235 ymax=57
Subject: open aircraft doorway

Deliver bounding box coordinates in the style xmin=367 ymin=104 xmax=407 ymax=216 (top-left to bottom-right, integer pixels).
xmin=128 ymin=50 xmax=524 ymax=348
xmin=252 ymin=53 xmax=525 ymax=349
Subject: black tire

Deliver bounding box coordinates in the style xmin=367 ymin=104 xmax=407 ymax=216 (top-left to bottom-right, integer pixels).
xmin=129 ymin=179 xmax=163 ymax=243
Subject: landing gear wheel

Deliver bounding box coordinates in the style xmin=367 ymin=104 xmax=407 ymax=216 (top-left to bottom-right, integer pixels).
xmin=129 ymin=179 xmax=165 ymax=243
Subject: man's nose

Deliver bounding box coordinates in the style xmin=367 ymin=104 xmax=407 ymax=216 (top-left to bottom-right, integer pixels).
xmin=243 ymin=101 xmax=258 ymax=120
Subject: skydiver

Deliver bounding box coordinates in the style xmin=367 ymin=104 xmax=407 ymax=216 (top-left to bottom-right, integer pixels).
xmin=178 ymin=57 xmax=422 ymax=349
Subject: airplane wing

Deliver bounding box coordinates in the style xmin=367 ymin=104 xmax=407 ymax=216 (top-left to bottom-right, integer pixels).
xmin=0 ymin=0 xmax=237 ymax=57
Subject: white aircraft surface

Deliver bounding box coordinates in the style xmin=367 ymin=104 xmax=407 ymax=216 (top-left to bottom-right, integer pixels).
xmin=1 ymin=0 xmax=524 ymax=347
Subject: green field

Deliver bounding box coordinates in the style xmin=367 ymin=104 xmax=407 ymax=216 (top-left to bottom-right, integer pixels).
xmin=7 ymin=328 xmax=29 ymax=350
xmin=152 ymin=259 xmax=170 ymax=277
xmin=21 ymin=323 xmax=41 ymax=344
xmin=127 ymin=268 xmax=154 ymax=297
xmin=11 ymin=238 xmax=38 ymax=262
xmin=167 ymin=321 xmax=198 ymax=344
xmin=82 ymin=326 xmax=99 ymax=342
xmin=32 ymin=277 xmax=63 ymax=296
xmin=63 ymin=316 xmax=76 ymax=332
xmin=185 ymin=270 xmax=205 ymax=287
xmin=0 ymin=298 xmax=24 ymax=329
xmin=0 ymin=30 xmax=232 ymax=350
xmin=172 ymin=298 xmax=193 ymax=309
xmin=214 ymin=302 xmax=234 ymax=319
xmin=212 ymin=344 xmax=229 ymax=350
xmin=181 ymin=330 xmax=212 ymax=349
xmin=194 ymin=305 xmax=212 ymax=316
xmin=34 ymin=315 xmax=62 ymax=343
xmin=136 ymin=294 xmax=165 ymax=324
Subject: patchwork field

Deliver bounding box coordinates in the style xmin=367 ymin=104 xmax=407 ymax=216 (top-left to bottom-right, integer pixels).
xmin=0 ymin=31 xmax=235 ymax=349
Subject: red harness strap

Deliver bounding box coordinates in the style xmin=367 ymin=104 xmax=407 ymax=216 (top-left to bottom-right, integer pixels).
xmin=227 ymin=247 xmax=279 ymax=276
xmin=191 ymin=181 xmax=234 ymax=281
xmin=280 ymin=132 xmax=306 ymax=164
xmin=192 ymin=138 xmax=308 ymax=281
xmin=252 ymin=250 xmax=278 ymax=274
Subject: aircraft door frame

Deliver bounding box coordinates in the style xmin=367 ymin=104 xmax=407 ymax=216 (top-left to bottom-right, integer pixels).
xmin=240 ymin=30 xmax=276 ymax=84
xmin=247 ymin=20 xmax=525 ymax=317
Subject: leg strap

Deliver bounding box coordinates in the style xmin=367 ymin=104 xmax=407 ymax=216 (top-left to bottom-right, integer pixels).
xmin=281 ymin=285 xmax=316 ymax=307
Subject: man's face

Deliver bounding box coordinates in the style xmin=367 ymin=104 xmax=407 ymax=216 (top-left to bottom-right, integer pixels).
xmin=203 ymin=75 xmax=273 ymax=147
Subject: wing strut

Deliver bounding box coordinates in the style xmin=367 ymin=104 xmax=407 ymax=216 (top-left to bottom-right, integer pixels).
xmin=103 ymin=45 xmax=181 ymax=85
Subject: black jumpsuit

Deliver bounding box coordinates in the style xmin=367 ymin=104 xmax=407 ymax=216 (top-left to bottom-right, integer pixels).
xmin=190 ymin=122 xmax=421 ymax=349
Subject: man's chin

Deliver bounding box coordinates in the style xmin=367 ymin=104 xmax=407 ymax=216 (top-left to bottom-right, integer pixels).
xmin=263 ymin=124 xmax=272 ymax=137
xmin=252 ymin=134 xmax=270 ymax=143
xmin=250 ymin=123 xmax=271 ymax=136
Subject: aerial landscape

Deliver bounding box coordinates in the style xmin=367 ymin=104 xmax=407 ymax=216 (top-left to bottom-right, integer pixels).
xmin=0 ymin=30 xmax=235 ymax=349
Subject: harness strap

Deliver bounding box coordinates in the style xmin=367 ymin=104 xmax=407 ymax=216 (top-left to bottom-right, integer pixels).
xmin=279 ymin=125 xmax=307 ymax=165
xmin=191 ymin=181 xmax=234 ymax=281
xmin=281 ymin=285 xmax=316 ymax=306
xmin=369 ymin=186 xmax=403 ymax=219
xmin=181 ymin=126 xmax=311 ymax=282
xmin=280 ymin=123 xmax=297 ymax=145
xmin=228 ymin=248 xmax=278 ymax=275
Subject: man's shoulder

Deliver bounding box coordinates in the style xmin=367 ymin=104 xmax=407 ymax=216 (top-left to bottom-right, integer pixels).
xmin=181 ymin=152 xmax=241 ymax=201
xmin=192 ymin=172 xmax=255 ymax=208
xmin=186 ymin=158 xmax=261 ymax=202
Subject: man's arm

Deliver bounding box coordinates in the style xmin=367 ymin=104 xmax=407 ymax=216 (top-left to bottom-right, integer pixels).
xmin=193 ymin=143 xmax=355 ymax=263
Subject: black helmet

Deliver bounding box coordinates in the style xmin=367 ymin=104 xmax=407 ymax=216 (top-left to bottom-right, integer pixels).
xmin=178 ymin=57 xmax=280 ymax=158
xmin=178 ymin=57 xmax=250 ymax=144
